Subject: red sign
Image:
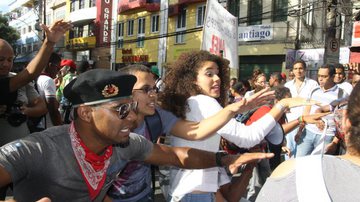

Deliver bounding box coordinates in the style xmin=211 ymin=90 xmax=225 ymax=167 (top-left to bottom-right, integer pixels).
xmin=352 ymin=22 xmax=360 ymax=47
xmin=96 ymin=0 xmax=112 ymax=47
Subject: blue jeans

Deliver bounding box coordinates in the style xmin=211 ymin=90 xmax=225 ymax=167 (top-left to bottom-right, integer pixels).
xmin=180 ymin=193 xmax=215 ymax=202
xmin=296 ymin=129 xmax=333 ymax=157
xmin=285 ymin=129 xmax=298 ymax=159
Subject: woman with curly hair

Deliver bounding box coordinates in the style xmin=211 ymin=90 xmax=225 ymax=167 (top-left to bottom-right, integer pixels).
xmin=160 ymin=50 xmax=317 ymax=202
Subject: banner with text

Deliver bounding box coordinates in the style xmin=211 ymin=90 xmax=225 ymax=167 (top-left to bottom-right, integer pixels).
xmin=238 ymin=24 xmax=273 ymax=42
xmin=201 ymin=0 xmax=238 ymax=69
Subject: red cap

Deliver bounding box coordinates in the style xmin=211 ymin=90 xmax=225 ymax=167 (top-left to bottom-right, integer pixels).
xmin=281 ymin=72 xmax=287 ymax=81
xmin=60 ymin=59 xmax=76 ymax=70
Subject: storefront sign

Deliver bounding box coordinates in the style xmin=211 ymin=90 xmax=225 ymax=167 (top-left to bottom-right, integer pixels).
xmin=121 ymin=48 xmax=149 ymax=63
xmin=96 ymin=0 xmax=112 ymax=46
xmin=238 ymin=24 xmax=273 ymax=42
xmin=201 ymin=0 xmax=238 ymax=69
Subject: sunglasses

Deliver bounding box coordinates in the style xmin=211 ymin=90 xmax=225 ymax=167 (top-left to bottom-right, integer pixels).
xmin=98 ymin=101 xmax=138 ymax=119
xmin=133 ymin=86 xmax=159 ymax=95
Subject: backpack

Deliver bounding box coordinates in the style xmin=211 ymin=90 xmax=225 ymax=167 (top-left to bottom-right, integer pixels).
xmin=144 ymin=109 xmax=165 ymax=195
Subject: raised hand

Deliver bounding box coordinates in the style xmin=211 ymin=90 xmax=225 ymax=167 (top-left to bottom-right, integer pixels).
xmin=229 ymin=87 xmax=275 ymax=114
xmin=40 ymin=20 xmax=73 ymax=43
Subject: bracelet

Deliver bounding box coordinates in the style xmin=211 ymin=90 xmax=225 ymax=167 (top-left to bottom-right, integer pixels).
xmin=274 ymin=103 xmax=286 ymax=113
xmin=298 ymin=115 xmax=305 ymax=125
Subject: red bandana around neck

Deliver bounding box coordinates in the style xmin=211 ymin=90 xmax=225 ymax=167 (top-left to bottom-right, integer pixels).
xmin=69 ymin=122 xmax=113 ymax=200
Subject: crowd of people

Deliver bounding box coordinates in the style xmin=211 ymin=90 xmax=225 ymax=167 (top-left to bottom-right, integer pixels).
xmin=1 ymin=20 xmax=360 ymax=202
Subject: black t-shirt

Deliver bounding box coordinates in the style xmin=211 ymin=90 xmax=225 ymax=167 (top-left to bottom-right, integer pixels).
xmin=0 ymin=77 xmax=17 ymax=105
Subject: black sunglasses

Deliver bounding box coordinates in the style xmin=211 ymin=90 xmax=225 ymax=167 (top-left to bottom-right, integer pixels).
xmin=98 ymin=102 xmax=138 ymax=119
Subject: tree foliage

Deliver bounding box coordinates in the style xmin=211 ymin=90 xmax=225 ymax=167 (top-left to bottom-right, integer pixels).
xmin=0 ymin=15 xmax=20 ymax=49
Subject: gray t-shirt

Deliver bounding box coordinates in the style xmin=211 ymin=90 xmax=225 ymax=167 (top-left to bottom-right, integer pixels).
xmin=0 ymin=125 xmax=153 ymax=202
xmin=256 ymin=155 xmax=360 ymax=202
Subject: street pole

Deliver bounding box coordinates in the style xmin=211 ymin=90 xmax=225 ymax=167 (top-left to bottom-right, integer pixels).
xmin=110 ymin=0 xmax=118 ymax=70
xmin=157 ymin=0 xmax=168 ymax=77
xmin=324 ymin=0 xmax=339 ymax=64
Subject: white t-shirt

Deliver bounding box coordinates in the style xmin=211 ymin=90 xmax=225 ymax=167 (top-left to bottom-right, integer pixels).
xmin=37 ymin=74 xmax=57 ymax=128
xmin=284 ymin=78 xmax=319 ymax=121
xmin=337 ymin=81 xmax=353 ymax=96
xmin=305 ymin=85 xmax=349 ymax=136
xmin=169 ymin=94 xmax=276 ymax=200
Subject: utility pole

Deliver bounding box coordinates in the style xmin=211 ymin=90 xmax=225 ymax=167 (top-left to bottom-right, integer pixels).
xmin=157 ymin=0 xmax=168 ymax=77
xmin=324 ymin=0 xmax=339 ymax=64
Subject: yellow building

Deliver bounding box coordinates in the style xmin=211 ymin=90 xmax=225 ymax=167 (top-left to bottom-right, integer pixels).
xmin=116 ymin=0 xmax=206 ymax=70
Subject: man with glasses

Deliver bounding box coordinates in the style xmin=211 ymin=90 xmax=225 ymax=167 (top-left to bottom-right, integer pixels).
xmin=108 ymin=65 xmax=276 ymax=202
xmin=0 ymin=69 xmax=273 ymax=201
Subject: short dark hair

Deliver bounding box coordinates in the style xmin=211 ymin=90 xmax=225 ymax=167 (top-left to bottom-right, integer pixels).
xmin=293 ymin=60 xmax=307 ymax=69
xmin=270 ymin=72 xmax=283 ymax=83
xmin=319 ymin=64 xmax=336 ymax=77
xmin=49 ymin=52 xmax=61 ymax=64
xmin=231 ymin=81 xmax=245 ymax=94
xmin=118 ymin=64 xmax=151 ymax=75
xmin=334 ymin=63 xmax=346 ymax=76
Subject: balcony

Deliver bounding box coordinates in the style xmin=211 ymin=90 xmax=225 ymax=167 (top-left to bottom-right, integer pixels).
xmin=69 ymin=7 xmax=96 ymax=25
xmin=118 ymin=0 xmax=160 ymax=14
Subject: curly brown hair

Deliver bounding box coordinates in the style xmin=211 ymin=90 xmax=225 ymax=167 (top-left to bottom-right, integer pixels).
xmin=159 ymin=50 xmax=230 ymax=119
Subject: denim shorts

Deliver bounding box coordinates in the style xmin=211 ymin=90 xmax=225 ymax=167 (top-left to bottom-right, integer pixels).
xmin=180 ymin=193 xmax=215 ymax=202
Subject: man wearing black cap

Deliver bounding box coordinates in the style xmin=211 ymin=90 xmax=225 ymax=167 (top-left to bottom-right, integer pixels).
xmin=0 ymin=69 xmax=273 ymax=201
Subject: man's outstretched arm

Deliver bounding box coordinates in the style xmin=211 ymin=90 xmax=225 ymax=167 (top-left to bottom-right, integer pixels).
xmin=144 ymin=144 xmax=274 ymax=172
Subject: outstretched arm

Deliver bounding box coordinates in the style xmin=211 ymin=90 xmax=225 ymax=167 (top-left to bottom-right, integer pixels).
xmin=144 ymin=144 xmax=274 ymax=171
xmin=10 ymin=20 xmax=72 ymax=92
xmin=282 ymin=112 xmax=329 ymax=134
xmin=170 ymin=88 xmax=275 ymax=140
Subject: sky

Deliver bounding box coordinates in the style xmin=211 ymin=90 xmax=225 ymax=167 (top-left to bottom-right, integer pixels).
xmin=0 ymin=0 xmax=13 ymax=14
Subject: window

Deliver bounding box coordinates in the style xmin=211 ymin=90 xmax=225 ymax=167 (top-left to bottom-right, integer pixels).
xmin=127 ymin=19 xmax=134 ymax=36
xmin=79 ymin=0 xmax=85 ymax=9
xmin=118 ymin=22 xmax=124 ymax=37
xmin=137 ymin=18 xmax=145 ymax=47
xmin=248 ymin=0 xmax=262 ymax=25
xmin=272 ymin=0 xmax=287 ymax=22
xmin=118 ymin=22 xmax=124 ymax=48
xmin=70 ymin=1 xmax=76 ymax=12
xmin=196 ymin=5 xmax=206 ymax=27
xmin=28 ymin=25 xmax=32 ymax=32
xmin=78 ymin=26 xmax=84 ymax=37
xmin=138 ymin=18 xmax=145 ymax=35
xmin=151 ymin=14 xmax=159 ymax=33
xmin=175 ymin=8 xmax=186 ymax=44
xmin=88 ymin=22 xmax=95 ymax=36
xmin=305 ymin=2 xmax=314 ymax=26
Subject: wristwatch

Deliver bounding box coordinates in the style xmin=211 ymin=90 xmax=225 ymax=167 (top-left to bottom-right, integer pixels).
xmin=215 ymin=151 xmax=228 ymax=167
